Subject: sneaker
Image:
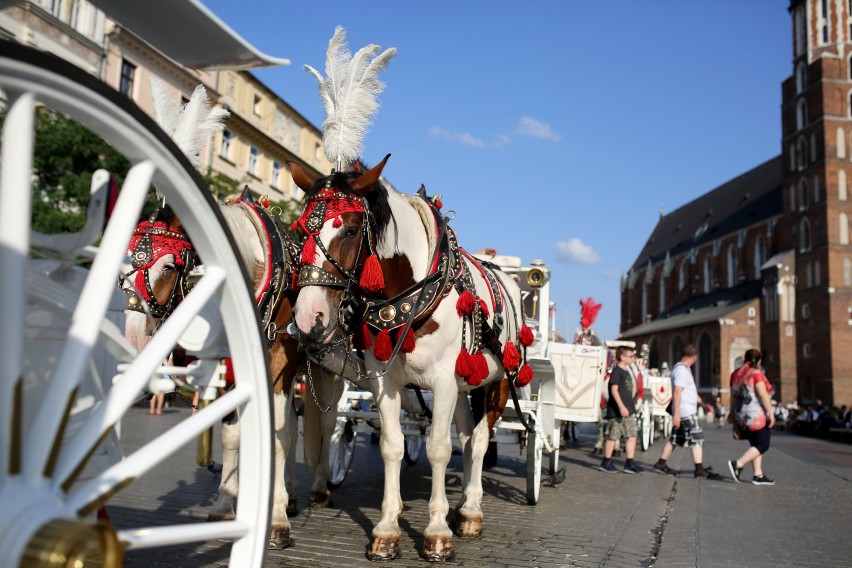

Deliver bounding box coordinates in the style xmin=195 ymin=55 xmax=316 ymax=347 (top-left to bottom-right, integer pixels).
xmin=728 ymin=460 xmax=742 ymax=483
xmin=752 ymin=474 xmax=775 ymax=486
xmin=623 ymin=463 xmax=643 ymax=474
xmin=598 ymin=460 xmax=619 ymax=473
xmin=695 ymin=467 xmax=722 ymax=479
xmin=652 ymin=462 xmax=673 ymax=475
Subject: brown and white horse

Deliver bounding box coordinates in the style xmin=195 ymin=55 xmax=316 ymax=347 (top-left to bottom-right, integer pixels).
xmin=288 ymin=156 xmax=533 ymax=561
xmin=120 ymin=197 xmax=338 ymax=549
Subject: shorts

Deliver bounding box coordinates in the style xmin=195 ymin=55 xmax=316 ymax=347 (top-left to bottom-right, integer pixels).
xmin=606 ymin=416 xmax=638 ymax=440
xmin=745 ymin=425 xmax=772 ymax=454
xmin=669 ymin=414 xmax=704 ymax=448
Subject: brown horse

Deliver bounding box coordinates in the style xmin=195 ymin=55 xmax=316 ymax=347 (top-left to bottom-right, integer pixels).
xmin=120 ymin=196 xmax=337 ymax=548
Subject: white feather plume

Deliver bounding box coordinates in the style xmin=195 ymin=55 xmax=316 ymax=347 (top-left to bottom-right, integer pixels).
xmin=149 ymin=77 xmax=230 ymax=168
xmin=304 ymin=26 xmax=396 ymax=168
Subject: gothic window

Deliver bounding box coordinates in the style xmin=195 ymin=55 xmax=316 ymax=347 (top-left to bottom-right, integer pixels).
xmin=838 ymin=128 xmax=847 ymax=158
xmin=789 ymin=144 xmax=796 ymax=172
xmin=841 ymin=170 xmax=848 ymax=200
xmin=796 ymin=61 xmax=807 ymax=92
xmin=658 ymin=276 xmax=665 ymax=313
xmin=798 ymin=99 xmax=808 ymax=130
xmin=703 ymin=256 xmax=713 ymax=294
xmin=799 ymin=179 xmax=809 ymax=210
xmin=806 ymin=262 xmax=813 ymax=288
xmin=727 ymin=245 xmax=738 ymax=287
xmin=799 ymin=217 xmax=812 ymax=252
xmin=813 ymin=174 xmax=820 ymax=203
xmin=678 ymin=261 xmax=686 ymax=291
xmin=641 ymin=284 xmax=648 ymax=322
xmin=811 ymin=132 xmax=817 ymax=162
xmin=789 ymin=185 xmax=797 ymax=211
xmin=754 ymin=236 xmax=766 ymax=279
xmin=844 ymin=257 xmax=852 ymax=286
xmin=815 ymin=259 xmax=821 ymax=286
xmin=797 ymin=137 xmax=807 ymax=170
xmin=841 ymin=212 xmax=850 ymax=245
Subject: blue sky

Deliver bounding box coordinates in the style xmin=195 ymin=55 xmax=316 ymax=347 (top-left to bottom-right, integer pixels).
xmin=201 ymin=1 xmax=791 ymax=341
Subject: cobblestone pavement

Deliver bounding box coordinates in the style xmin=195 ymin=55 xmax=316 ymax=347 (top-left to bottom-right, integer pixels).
xmin=109 ymin=406 xmax=852 ymax=567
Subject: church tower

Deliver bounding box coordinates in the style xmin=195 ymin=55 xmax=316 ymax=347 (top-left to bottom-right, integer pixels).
xmin=783 ymin=0 xmax=852 ymax=403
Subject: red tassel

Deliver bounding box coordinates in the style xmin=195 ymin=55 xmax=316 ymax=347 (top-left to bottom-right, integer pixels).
xmin=374 ymin=329 xmax=392 ymax=361
xmin=355 ymin=324 xmax=372 ymax=350
xmin=519 ymin=324 xmax=534 ymax=347
xmin=134 ymin=271 xmax=149 ymax=301
xmin=301 ymin=235 xmax=317 ymax=265
xmin=469 ymin=351 xmax=489 ymax=385
xmin=456 ymin=290 xmax=477 ymax=316
xmin=502 ymin=341 xmax=520 ymax=371
xmin=516 ymin=363 xmax=534 ymax=386
xmin=455 ymin=347 xmax=474 ymax=377
xmin=478 ymin=298 xmax=490 ymax=318
xmin=396 ymin=327 xmax=416 ymax=353
xmin=224 ymin=357 xmax=235 ymax=385
xmin=360 ymin=253 xmax=384 ymax=292
xmin=332 ymin=216 xmax=342 ymax=228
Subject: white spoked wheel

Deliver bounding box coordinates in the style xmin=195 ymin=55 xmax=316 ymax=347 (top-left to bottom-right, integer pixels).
xmin=403 ymin=430 xmax=424 ymax=465
xmin=327 ymin=418 xmax=357 ymax=488
xmin=662 ymin=415 xmax=673 ymax=439
xmin=525 ymin=428 xmax=542 ymax=506
xmin=640 ymin=403 xmax=652 ymax=451
xmin=0 ymin=44 xmax=272 ymax=568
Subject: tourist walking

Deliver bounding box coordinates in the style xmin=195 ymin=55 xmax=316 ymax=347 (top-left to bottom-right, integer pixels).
xmin=727 ymin=349 xmax=776 ymax=485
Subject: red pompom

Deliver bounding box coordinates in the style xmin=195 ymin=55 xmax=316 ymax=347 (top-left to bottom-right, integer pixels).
xmin=455 ymin=347 xmax=473 ymax=377
xmin=502 ymin=341 xmax=520 ymax=371
xmin=478 ymin=298 xmax=490 ymax=319
xmin=360 ymin=253 xmax=384 ymax=293
xmin=396 ymin=327 xmax=416 ymax=353
xmin=355 ymin=324 xmax=372 ymax=351
xmin=516 ymin=363 xmax=534 ymax=386
xmin=373 ymin=329 xmax=392 ymax=361
xmin=435 ymin=200 xmax=443 ymax=209
xmin=519 ymin=324 xmax=534 ymax=347
xmin=332 ymin=216 xmax=342 ymax=228
xmin=301 ymin=235 xmax=317 ymax=265
xmin=261 ymin=199 xmax=270 ymax=208
xmin=456 ymin=290 xmax=477 ymax=317
xmin=469 ymin=351 xmax=490 ymax=385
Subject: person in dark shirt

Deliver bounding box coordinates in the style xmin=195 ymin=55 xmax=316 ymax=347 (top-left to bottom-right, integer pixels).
xmin=599 ymin=345 xmax=642 ymax=474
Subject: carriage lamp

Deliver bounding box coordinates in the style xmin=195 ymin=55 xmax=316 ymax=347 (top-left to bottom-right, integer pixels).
xmin=525 ymin=260 xmax=550 ymax=319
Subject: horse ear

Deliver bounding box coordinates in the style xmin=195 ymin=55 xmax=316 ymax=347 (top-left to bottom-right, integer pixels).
xmin=287 ymin=160 xmax=315 ymax=192
xmin=349 ymin=154 xmax=390 ymax=196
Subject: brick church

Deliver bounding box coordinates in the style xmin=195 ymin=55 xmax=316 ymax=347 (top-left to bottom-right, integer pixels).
xmin=620 ymin=0 xmax=852 ymax=406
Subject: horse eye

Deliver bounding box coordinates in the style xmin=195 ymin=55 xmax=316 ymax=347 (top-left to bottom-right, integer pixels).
xmin=345 ymin=226 xmax=359 ymax=238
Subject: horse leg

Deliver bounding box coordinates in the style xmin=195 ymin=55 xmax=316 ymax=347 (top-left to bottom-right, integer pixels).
xmin=284 ymin=397 xmax=299 ymax=517
xmin=421 ymin=386 xmax=457 ymax=561
xmin=451 ymin=395 xmax=485 ymax=539
xmin=269 ymin=390 xmax=294 ymax=548
xmin=366 ymin=386 xmax=404 ymax=561
xmin=304 ymin=368 xmax=337 ymax=508
xmin=208 ymin=418 xmax=239 ymax=522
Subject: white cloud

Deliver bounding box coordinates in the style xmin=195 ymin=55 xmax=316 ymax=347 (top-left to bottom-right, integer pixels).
xmin=516 ymin=116 xmax=561 ymax=142
xmin=601 ymin=269 xmax=621 ymax=279
xmin=556 ymin=238 xmax=600 ymax=265
xmin=428 ymin=126 xmax=487 ymax=148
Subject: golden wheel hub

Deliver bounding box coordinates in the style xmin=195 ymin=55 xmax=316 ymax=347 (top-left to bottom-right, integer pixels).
xmin=19 ymin=519 xmax=122 ymax=568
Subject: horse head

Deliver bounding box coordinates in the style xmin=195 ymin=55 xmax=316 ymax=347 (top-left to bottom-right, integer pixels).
xmin=120 ymin=207 xmax=195 ymax=351
xmin=288 ymin=155 xmax=398 ymax=348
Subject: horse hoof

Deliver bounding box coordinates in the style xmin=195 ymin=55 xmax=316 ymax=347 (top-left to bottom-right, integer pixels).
xmin=366 ymin=537 xmax=400 ymax=562
xmin=269 ymin=525 xmax=293 ymax=549
xmin=453 ymin=511 xmax=482 ymax=539
xmin=422 ymin=535 xmax=454 ymax=562
xmin=207 ymin=513 xmax=235 ymax=522
xmin=286 ymin=498 xmax=298 ymax=517
xmin=309 ymin=490 xmax=333 ymax=508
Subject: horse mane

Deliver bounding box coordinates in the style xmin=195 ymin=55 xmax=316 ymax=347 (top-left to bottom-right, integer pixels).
xmin=219 ymin=205 xmax=266 ymax=291
xmin=300 ymin=169 xmax=393 ymax=244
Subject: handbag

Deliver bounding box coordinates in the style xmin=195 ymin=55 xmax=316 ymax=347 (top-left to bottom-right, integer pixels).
xmin=732 ymin=419 xmax=745 ymax=440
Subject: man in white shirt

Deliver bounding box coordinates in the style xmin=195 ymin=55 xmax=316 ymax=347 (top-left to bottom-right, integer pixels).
xmin=652 ymin=344 xmax=720 ymax=479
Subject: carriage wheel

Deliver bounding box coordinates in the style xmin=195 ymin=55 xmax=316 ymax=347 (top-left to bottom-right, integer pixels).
xmin=662 ymin=415 xmax=673 ymax=439
xmin=0 ymin=43 xmax=272 ymax=568
xmin=525 ymin=428 xmax=542 ymax=506
xmin=403 ymin=432 xmax=423 ymax=465
xmin=327 ymin=419 xmax=357 ymax=488
xmin=640 ymin=405 xmax=652 ymax=451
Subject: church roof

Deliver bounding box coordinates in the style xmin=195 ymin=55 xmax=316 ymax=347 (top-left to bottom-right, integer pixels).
xmin=620 ymin=280 xmax=762 ymax=338
xmin=628 ymin=156 xmax=783 ymax=272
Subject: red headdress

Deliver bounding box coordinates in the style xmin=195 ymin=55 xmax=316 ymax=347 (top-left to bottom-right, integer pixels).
xmin=579 ymin=297 xmax=602 ymax=330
